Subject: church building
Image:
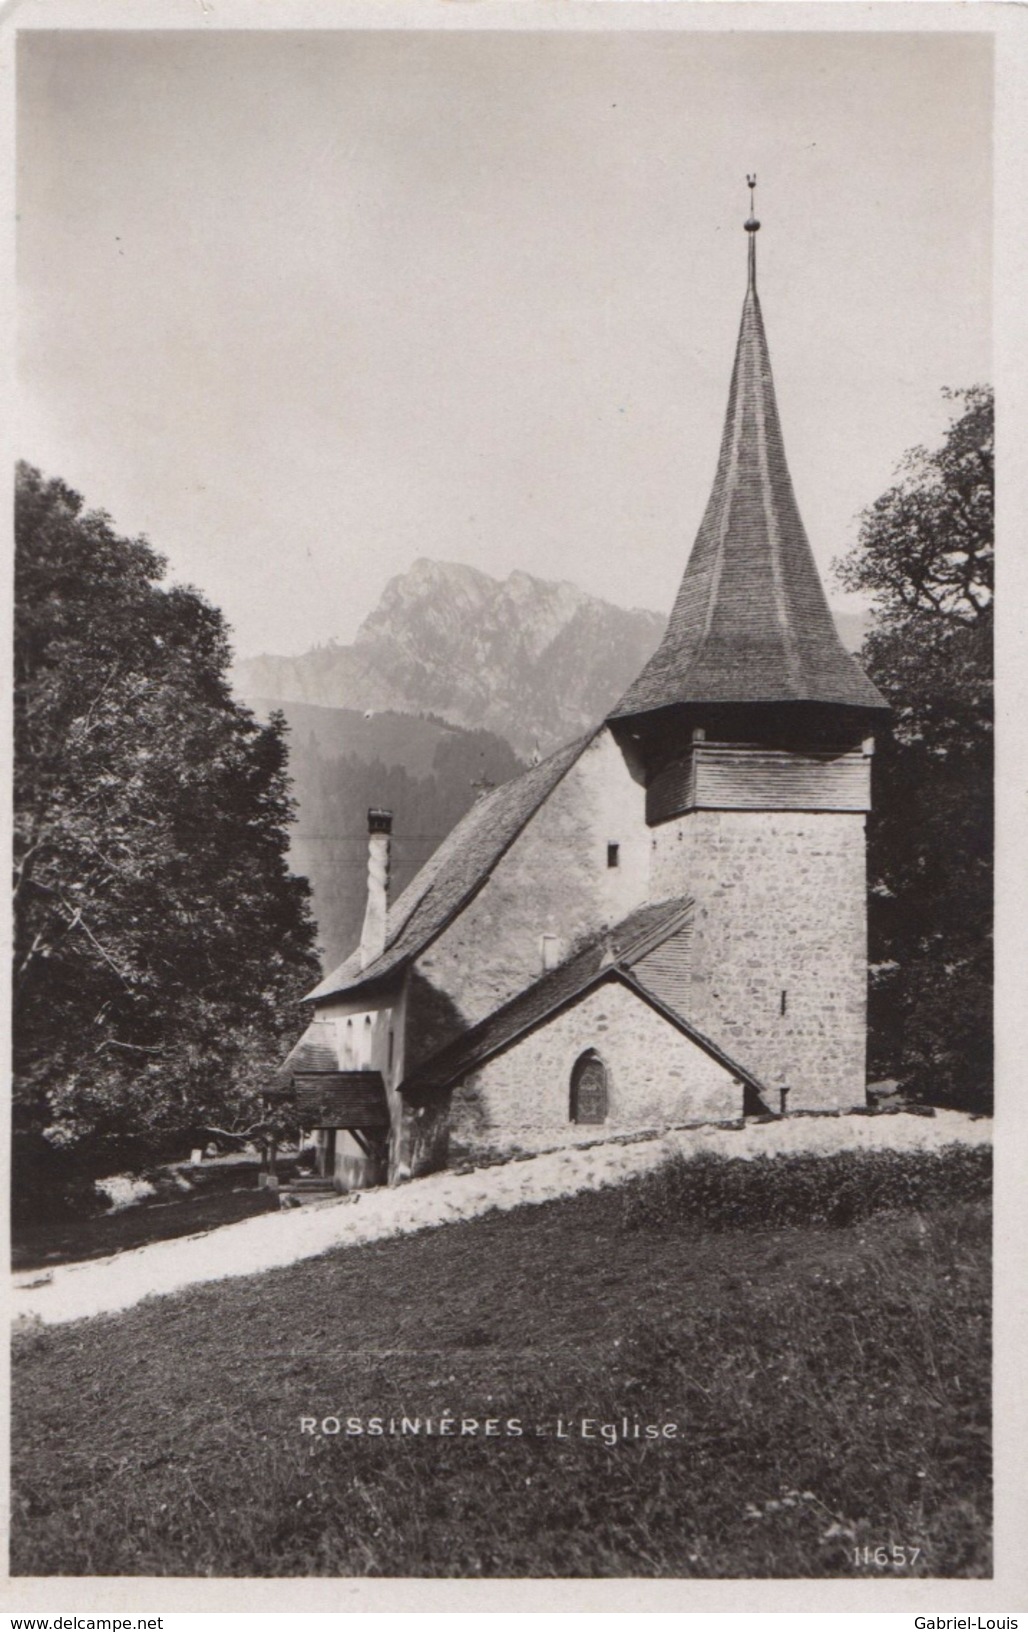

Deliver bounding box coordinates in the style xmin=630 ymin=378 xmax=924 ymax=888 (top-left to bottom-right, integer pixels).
xmin=270 ymin=191 xmax=888 ymax=1191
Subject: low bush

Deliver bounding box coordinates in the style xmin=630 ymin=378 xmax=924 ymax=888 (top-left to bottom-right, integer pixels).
xmin=620 ymin=1144 xmax=991 ymax=1232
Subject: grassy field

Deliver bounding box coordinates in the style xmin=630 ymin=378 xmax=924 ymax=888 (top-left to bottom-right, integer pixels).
xmin=11 ymin=1167 xmax=990 ymax=1578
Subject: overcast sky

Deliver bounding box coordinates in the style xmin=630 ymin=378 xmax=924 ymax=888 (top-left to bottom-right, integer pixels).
xmin=17 ymin=27 xmax=991 ymax=660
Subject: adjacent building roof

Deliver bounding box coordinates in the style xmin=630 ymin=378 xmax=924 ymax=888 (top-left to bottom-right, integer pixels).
xmin=268 ymin=1018 xmax=391 ymax=1127
xmin=609 ymin=227 xmax=887 ymax=724
xmin=401 ymin=896 xmax=768 ymax=1099
xmin=274 ymin=1017 xmax=339 ymax=1082
xmin=304 ymin=731 xmax=596 ymax=1004
xmin=266 ymin=1069 xmax=390 ymax=1130
xmin=292 ymin=1073 xmax=390 ymax=1130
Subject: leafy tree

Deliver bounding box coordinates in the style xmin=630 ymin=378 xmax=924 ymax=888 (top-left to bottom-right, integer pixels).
xmin=835 ymin=387 xmax=992 ymax=1110
xmin=13 ymin=463 xmax=320 ymax=1210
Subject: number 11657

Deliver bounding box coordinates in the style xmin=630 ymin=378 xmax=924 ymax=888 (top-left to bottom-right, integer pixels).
xmin=853 ymin=1544 xmax=922 ymax=1568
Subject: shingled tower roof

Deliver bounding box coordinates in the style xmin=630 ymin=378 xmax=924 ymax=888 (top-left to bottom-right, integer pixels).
xmin=609 ymin=183 xmax=887 ymax=725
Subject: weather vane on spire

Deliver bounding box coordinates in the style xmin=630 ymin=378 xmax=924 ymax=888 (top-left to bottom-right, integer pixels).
xmin=745 ymin=173 xmax=760 ymax=234
xmin=744 ymin=174 xmax=760 ymax=291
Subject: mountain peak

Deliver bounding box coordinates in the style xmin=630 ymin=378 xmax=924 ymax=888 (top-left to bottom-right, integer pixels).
xmin=406 ymin=557 xmax=490 ymax=586
xmin=233 ymin=559 xmax=866 ymax=760
xmin=236 ymin=561 xmax=664 ymax=757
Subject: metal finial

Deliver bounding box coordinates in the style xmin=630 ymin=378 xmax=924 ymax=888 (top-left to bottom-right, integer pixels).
xmin=745 ymin=173 xmax=760 ymax=234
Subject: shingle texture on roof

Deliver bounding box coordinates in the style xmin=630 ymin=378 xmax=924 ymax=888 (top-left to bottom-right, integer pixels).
xmin=274 ymin=1018 xmax=339 ymax=1084
xmin=402 ymin=896 xmax=764 ymax=1098
xmin=293 ymin=1073 xmax=390 ymax=1129
xmin=305 ymin=732 xmax=595 ymax=1003
xmin=610 ymin=265 xmax=887 ymax=721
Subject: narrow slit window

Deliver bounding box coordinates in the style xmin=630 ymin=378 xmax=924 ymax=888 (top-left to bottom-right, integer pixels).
xmin=607 ymin=843 xmax=620 ymax=869
xmin=540 ymin=933 xmax=561 ymax=973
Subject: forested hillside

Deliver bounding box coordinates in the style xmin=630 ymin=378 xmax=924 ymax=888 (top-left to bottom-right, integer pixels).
xmin=269 ymin=706 xmax=523 ymax=969
xmin=240 ymin=577 xmax=867 ymax=973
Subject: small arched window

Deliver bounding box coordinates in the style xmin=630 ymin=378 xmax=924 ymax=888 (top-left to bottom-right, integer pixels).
xmin=362 ymin=1015 xmax=373 ymax=1068
xmin=343 ymin=1018 xmax=355 ymax=1070
xmin=570 ymin=1050 xmax=608 ymax=1125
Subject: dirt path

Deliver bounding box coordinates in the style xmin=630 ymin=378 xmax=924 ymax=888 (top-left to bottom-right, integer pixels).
xmin=12 ymin=1109 xmax=989 ymax=1329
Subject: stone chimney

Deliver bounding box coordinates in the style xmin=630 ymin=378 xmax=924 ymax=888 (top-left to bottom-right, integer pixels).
xmin=359 ymin=808 xmax=392 ymax=970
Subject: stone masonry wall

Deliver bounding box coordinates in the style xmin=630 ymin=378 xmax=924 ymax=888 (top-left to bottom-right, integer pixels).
xmin=398 ymin=1093 xmax=452 ymax=1181
xmin=650 ymin=810 xmax=867 ymax=1110
xmin=408 ymin=729 xmax=648 ymax=1066
xmin=448 ymin=979 xmax=743 ymax=1156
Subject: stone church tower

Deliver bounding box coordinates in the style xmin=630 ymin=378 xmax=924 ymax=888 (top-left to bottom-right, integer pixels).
xmin=607 ymin=183 xmax=888 ymax=1110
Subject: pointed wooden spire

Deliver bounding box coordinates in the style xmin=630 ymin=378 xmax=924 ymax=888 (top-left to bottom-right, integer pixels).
xmin=610 ymin=181 xmax=886 ymax=727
